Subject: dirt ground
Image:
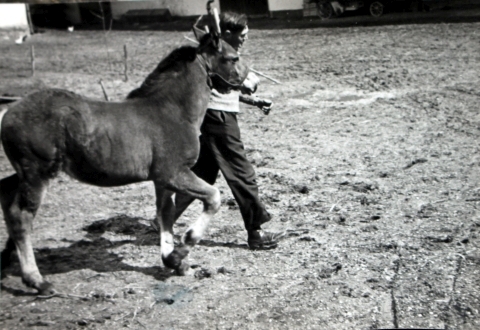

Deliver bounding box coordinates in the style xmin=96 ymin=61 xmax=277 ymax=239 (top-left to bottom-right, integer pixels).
xmin=0 ymin=10 xmax=479 ymax=330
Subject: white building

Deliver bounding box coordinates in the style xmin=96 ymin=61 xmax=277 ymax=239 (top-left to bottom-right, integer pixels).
xmin=109 ymin=0 xmax=305 ymax=20
xmin=1 ymin=0 xmax=307 ymax=31
xmin=0 ymin=3 xmax=31 ymax=31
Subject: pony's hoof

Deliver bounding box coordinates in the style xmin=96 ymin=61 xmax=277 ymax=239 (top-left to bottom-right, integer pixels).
xmin=37 ymin=281 xmax=56 ymax=296
xmin=162 ymin=246 xmax=189 ymax=270
xmin=182 ymin=229 xmax=200 ymax=246
xmin=175 ymin=262 xmax=190 ymax=276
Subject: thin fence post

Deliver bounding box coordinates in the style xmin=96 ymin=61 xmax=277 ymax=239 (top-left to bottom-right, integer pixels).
xmin=123 ymin=44 xmax=128 ymax=82
xmin=30 ymin=45 xmax=35 ymax=77
xmin=99 ymin=79 xmax=110 ymax=101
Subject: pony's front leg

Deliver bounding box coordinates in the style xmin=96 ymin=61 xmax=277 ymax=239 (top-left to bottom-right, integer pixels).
xmin=154 ymin=186 xmax=189 ymax=275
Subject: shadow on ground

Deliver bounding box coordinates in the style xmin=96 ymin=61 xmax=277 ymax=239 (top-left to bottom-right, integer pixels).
xmin=1 ymin=216 xmax=170 ymax=289
xmin=1 ymin=214 xmax=247 ymax=294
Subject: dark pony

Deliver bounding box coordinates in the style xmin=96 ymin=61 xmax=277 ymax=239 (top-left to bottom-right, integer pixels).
xmin=0 ymin=30 xmax=248 ymax=295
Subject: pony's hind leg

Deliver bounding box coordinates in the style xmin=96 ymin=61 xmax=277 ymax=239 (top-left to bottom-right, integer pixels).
xmin=1 ymin=175 xmax=20 ymax=274
xmin=154 ymin=187 xmax=189 ymax=275
xmin=155 ymin=171 xmax=220 ymax=275
xmin=0 ymin=174 xmax=53 ymax=294
xmin=167 ymin=170 xmax=221 ymax=248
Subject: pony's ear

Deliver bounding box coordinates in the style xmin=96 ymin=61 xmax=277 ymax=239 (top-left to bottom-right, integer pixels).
xmin=205 ymin=0 xmax=222 ymax=51
xmin=207 ymin=1 xmax=222 ymax=37
xmin=211 ymin=32 xmax=223 ymax=52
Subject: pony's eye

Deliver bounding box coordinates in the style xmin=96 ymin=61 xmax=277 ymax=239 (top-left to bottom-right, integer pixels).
xmin=223 ymin=56 xmax=239 ymax=63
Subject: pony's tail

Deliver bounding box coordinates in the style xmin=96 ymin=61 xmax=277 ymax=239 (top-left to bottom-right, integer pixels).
xmin=0 ymin=105 xmax=11 ymax=138
xmin=0 ymin=98 xmax=21 ymax=138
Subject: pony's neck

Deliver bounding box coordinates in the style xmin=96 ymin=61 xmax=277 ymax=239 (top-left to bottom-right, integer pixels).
xmin=126 ymin=48 xmax=213 ymax=130
xmin=194 ymin=53 xmax=212 ymax=85
xmin=180 ymin=56 xmax=212 ymax=127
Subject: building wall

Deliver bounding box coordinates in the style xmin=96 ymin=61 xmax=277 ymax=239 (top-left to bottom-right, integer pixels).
xmin=0 ymin=4 xmax=28 ymax=30
xmin=267 ymin=0 xmax=304 ymax=11
xmin=110 ymin=0 xmax=306 ymax=19
xmin=110 ymin=0 xmax=220 ymax=19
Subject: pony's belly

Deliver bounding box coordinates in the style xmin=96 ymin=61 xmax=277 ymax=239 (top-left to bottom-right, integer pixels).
xmin=63 ymin=157 xmax=150 ymax=187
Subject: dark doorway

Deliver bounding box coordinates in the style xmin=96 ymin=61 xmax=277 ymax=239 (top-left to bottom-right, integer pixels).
xmin=219 ymin=0 xmax=269 ymax=17
xmin=30 ymin=2 xmax=112 ymax=29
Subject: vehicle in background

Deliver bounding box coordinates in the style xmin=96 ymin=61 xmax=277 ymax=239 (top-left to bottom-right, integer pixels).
xmin=309 ymin=0 xmax=422 ymax=19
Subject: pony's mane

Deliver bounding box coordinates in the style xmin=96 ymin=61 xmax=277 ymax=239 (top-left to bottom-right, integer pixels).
xmin=127 ymin=45 xmax=198 ymax=99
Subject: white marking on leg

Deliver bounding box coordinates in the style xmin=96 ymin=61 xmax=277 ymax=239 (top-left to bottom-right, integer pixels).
xmin=182 ymin=188 xmax=220 ymax=245
xmin=15 ymin=238 xmax=44 ymax=285
xmin=183 ymin=212 xmax=211 ymax=245
xmin=40 ymin=183 xmax=48 ymax=202
xmin=159 ymin=221 xmax=174 ymax=258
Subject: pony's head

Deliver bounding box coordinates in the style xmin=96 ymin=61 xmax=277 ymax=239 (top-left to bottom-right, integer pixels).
xmin=126 ymin=2 xmax=249 ymax=100
xmin=195 ymin=32 xmax=249 ymax=93
xmin=193 ymin=2 xmax=249 ymax=93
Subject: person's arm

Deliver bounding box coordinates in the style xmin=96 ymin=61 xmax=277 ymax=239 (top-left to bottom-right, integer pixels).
xmin=239 ymin=72 xmax=273 ymax=115
xmin=240 ymin=94 xmax=273 ymax=115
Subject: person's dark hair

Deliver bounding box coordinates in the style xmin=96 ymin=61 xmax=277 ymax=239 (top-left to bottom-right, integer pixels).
xmin=219 ymin=12 xmax=248 ymax=33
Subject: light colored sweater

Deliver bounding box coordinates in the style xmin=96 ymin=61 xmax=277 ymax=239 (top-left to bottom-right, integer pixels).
xmin=206 ymin=71 xmax=259 ymax=112
xmin=207 ymin=89 xmax=240 ymax=112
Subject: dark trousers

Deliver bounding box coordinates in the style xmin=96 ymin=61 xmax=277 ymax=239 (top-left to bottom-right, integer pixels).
xmin=174 ymin=110 xmax=271 ymax=232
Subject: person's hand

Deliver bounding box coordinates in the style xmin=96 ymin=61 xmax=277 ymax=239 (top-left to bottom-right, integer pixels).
xmin=241 ymin=72 xmax=260 ymax=95
xmin=256 ymin=98 xmax=273 ymax=115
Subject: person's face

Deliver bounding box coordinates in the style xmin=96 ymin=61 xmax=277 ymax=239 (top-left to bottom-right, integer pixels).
xmin=222 ymin=26 xmax=249 ymax=51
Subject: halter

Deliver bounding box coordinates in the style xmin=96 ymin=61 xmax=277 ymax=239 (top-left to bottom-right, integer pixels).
xmin=209 ymin=68 xmax=245 ymax=90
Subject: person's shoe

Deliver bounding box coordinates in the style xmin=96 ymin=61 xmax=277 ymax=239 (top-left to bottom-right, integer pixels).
xmin=248 ymin=230 xmax=285 ymax=250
